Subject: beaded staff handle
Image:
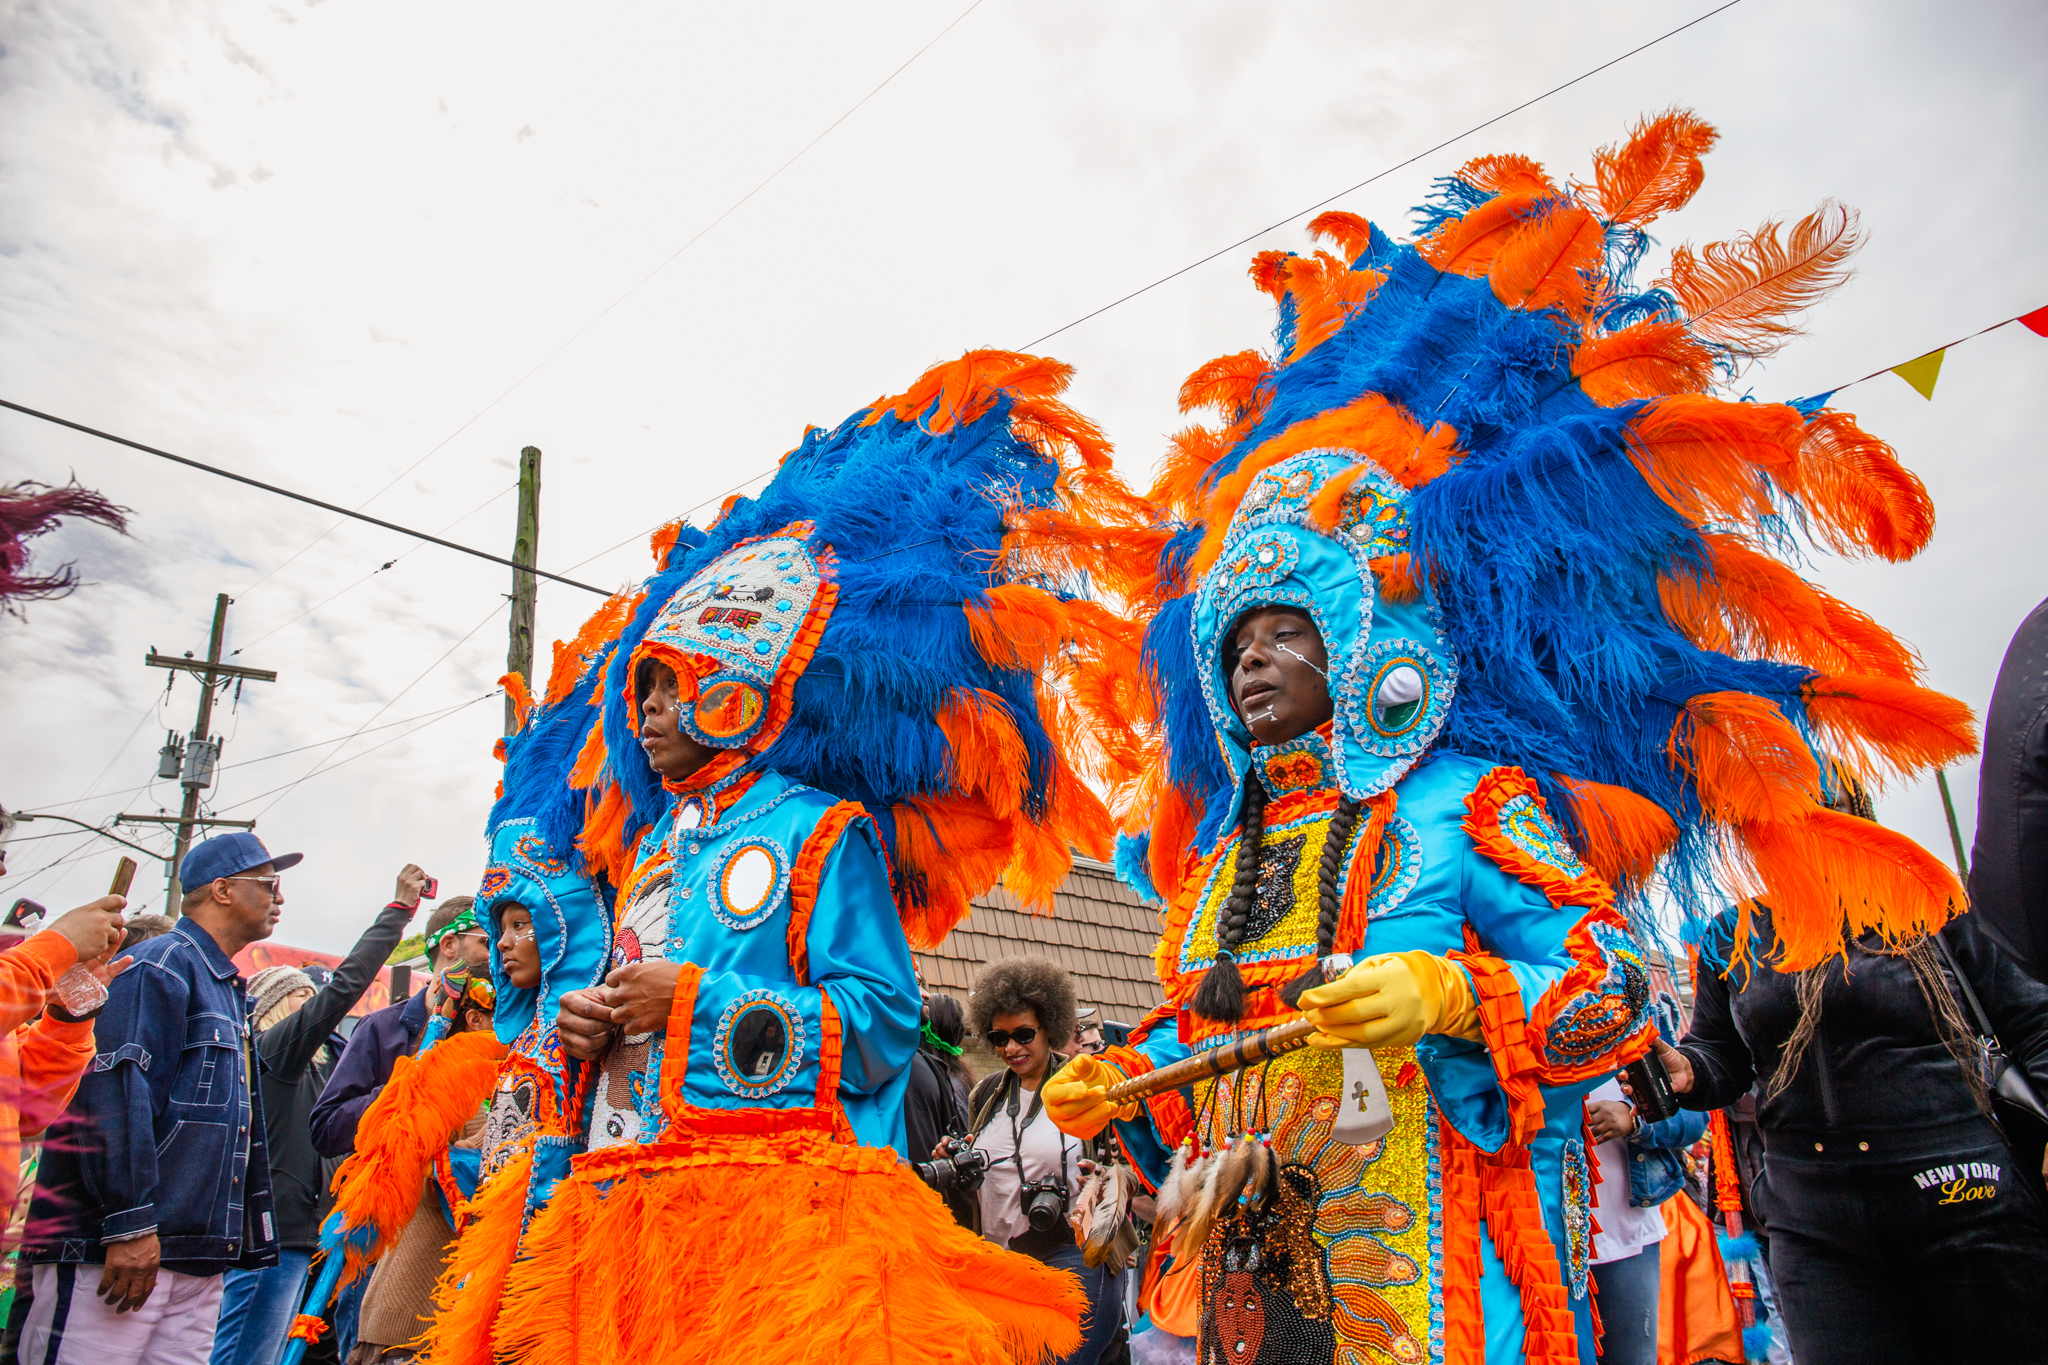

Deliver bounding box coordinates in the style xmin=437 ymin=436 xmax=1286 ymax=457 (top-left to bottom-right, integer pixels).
xmin=1102 ymin=1018 xmax=1319 ymax=1104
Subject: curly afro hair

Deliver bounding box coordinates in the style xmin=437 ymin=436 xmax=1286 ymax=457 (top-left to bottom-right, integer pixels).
xmin=967 ymin=956 xmax=1079 ymax=1052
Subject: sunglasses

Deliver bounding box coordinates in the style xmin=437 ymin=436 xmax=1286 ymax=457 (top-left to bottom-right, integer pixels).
xmin=985 ymin=1027 xmax=1038 ymax=1048
xmin=225 ymin=875 xmax=282 ymax=900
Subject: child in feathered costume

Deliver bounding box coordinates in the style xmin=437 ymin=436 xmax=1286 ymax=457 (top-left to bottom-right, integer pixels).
xmin=1036 ymin=111 xmax=1975 ymax=1365
xmin=298 ymin=596 xmax=630 ymax=1365
xmin=483 ymin=351 xmax=1147 ymax=1365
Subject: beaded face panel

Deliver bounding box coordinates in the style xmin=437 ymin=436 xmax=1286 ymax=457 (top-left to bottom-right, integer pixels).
xmin=1182 ymin=801 xmax=1354 ymax=975
xmin=639 ymin=530 xmax=829 ymax=753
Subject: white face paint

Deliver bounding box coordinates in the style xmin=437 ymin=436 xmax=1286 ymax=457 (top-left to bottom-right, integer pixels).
xmin=1277 ymin=641 xmax=1330 ymax=680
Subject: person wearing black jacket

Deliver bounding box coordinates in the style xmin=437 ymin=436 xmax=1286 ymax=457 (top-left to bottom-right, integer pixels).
xmin=208 ymin=869 xmax=425 ymax=1365
xmin=1972 ymin=596 xmax=2048 ymax=977
xmin=1653 ymin=901 xmax=2048 ymax=1364
xmin=903 ymin=993 xmax=972 ymax=1166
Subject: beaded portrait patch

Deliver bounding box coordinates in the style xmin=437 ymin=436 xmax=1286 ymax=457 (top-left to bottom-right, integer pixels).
xmin=1182 ymin=802 xmax=1359 ymax=974
xmin=713 ymin=989 xmax=806 ymax=1100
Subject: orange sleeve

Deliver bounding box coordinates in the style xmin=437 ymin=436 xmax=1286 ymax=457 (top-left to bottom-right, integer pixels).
xmin=12 ymin=1013 xmax=96 ymax=1137
xmin=0 ymin=932 xmax=78 ymax=1036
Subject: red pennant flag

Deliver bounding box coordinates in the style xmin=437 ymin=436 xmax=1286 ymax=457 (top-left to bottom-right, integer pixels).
xmin=2021 ymin=305 xmax=2048 ymax=338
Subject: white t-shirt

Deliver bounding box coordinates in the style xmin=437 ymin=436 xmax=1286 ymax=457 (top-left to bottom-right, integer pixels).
xmin=1587 ymin=1078 xmax=1668 ymax=1264
xmin=974 ymin=1078 xmax=1084 ymax=1248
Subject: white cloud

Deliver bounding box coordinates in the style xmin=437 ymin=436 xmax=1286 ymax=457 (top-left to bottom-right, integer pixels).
xmin=3 ymin=0 xmax=2044 ymax=949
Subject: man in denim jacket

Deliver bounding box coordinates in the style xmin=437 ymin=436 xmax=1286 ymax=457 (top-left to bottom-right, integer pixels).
xmin=19 ymin=833 xmax=299 ymax=1365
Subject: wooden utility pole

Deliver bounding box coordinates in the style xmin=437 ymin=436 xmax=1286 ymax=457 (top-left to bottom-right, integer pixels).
xmin=120 ymin=593 xmax=277 ymax=914
xmin=507 ymin=447 xmax=542 ymax=734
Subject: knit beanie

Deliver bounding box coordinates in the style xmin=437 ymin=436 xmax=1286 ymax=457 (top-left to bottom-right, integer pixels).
xmin=248 ymin=964 xmax=314 ymax=1027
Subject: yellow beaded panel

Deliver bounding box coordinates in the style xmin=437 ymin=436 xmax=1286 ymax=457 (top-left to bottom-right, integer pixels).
xmin=1195 ymin=1046 xmax=1437 ymax=1365
xmin=1180 ymin=805 xmax=1342 ymax=975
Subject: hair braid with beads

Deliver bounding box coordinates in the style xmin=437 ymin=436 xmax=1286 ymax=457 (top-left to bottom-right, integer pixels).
xmin=1190 ymin=777 xmax=1268 ymax=1023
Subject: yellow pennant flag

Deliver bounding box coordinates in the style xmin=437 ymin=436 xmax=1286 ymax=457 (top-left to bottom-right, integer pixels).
xmin=1891 ymin=349 xmax=1946 ymax=400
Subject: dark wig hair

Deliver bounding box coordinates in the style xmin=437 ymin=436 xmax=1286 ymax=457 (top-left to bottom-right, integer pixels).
xmin=967 ymin=956 xmax=1078 ymax=1052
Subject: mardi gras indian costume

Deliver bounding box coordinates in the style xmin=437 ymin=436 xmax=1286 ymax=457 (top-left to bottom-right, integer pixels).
xmin=1036 ymin=111 xmax=1975 ymax=1365
xmin=472 ymin=351 xmax=1159 ymax=1365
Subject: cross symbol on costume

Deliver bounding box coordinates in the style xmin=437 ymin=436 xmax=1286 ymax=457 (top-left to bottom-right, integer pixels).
xmin=1351 ymin=1079 xmax=1371 ymax=1111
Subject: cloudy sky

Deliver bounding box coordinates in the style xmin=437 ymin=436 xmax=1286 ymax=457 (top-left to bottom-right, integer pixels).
xmin=2 ymin=0 xmax=2043 ymax=953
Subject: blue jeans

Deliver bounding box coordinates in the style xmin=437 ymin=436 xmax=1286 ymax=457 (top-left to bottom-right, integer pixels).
xmin=1590 ymin=1243 xmax=1662 ymax=1365
xmin=210 ymin=1251 xmax=312 ymax=1365
xmin=1043 ymin=1242 xmax=1123 ymax=1365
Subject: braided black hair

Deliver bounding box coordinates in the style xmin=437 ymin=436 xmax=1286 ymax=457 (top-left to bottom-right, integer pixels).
xmin=1190 ymin=778 xmax=1268 ymax=1023
xmin=1281 ymin=794 xmax=1363 ymax=1009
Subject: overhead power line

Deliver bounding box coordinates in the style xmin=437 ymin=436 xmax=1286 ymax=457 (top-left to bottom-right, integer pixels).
xmin=0 ymin=400 xmax=611 ymax=596
xmin=552 ymin=0 xmax=1749 ymax=575
xmin=1022 ymin=0 xmax=1744 ymax=350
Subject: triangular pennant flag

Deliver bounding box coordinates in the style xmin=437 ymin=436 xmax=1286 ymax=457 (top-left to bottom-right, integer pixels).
xmin=2021 ymin=305 xmax=2048 ymax=338
xmin=1892 ymin=349 xmax=1945 ymax=400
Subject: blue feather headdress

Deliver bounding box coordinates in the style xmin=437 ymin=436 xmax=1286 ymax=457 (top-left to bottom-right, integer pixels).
xmin=553 ymin=350 xmax=1130 ymax=948
xmin=1080 ymin=112 xmax=1975 ymax=968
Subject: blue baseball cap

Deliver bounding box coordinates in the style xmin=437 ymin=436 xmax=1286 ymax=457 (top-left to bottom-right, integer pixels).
xmin=179 ymin=831 xmax=303 ymax=890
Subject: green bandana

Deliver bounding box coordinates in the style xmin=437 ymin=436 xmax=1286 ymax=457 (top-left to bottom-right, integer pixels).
xmin=425 ymin=905 xmax=480 ymax=957
xmin=920 ymin=1021 xmax=962 ymax=1056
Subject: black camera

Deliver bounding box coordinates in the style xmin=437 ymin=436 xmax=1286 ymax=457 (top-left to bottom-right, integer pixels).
xmin=1623 ymin=1049 xmax=1680 ymax=1125
xmin=914 ymin=1144 xmax=992 ymax=1198
xmin=1019 ymin=1176 xmax=1069 ymax=1233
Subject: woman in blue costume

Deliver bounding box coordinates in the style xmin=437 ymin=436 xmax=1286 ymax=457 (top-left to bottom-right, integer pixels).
xmin=1036 ymin=111 xmax=1974 ymax=1365
xmin=489 ymin=350 xmax=1148 ymax=1365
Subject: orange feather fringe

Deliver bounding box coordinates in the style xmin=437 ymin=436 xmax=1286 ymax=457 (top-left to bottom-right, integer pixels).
xmin=1800 ymin=673 xmax=1979 ymax=781
xmin=1420 ymin=191 xmax=1545 ymax=278
xmin=1737 ymin=808 xmax=1966 ymax=971
xmin=499 ymin=673 xmax=534 ymax=735
xmin=1625 ymin=396 xmax=1801 ymax=528
xmin=1459 ymin=153 xmax=1556 ymax=199
xmin=1572 ymin=320 xmax=1717 ymax=406
xmin=328 ymin=1030 xmax=508 ymax=1282
xmin=1306 ymin=210 xmax=1375 ymax=264
xmin=1591 ymin=109 xmax=1719 ymax=226
xmin=415 ymin=1146 xmax=532 ymax=1365
xmin=1177 ymin=350 xmax=1270 ymax=420
xmin=1488 ymin=202 xmax=1605 ymax=320
xmin=1659 ymin=533 xmax=1922 ymax=680
xmin=543 ymin=587 xmax=642 ymax=707
xmin=1787 ymin=409 xmax=1936 ymax=562
xmin=1554 ymin=776 xmax=1678 ymax=893
xmin=1659 ymin=201 xmax=1860 ymax=359
xmin=494 ymin=1138 xmax=1086 ymax=1365
xmin=1666 ymin=692 xmax=1821 ymax=827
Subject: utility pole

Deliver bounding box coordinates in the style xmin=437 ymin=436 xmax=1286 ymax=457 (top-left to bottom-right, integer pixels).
xmin=118 ymin=593 xmax=278 ymax=914
xmin=507 ymin=445 xmax=542 ymax=734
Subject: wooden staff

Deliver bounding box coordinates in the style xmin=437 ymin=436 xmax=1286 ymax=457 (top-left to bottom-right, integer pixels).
xmin=1102 ymin=1018 xmax=1319 ymax=1104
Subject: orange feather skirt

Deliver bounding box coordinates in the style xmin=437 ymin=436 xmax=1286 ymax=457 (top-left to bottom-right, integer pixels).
xmin=490 ymin=1129 xmax=1086 ymax=1365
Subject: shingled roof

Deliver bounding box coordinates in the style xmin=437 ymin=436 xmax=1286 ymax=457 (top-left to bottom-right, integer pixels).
xmin=914 ymin=857 xmax=1167 ymax=1033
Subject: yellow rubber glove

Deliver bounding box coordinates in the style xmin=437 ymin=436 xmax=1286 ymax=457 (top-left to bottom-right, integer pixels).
xmin=1297 ymin=949 xmax=1483 ymax=1049
xmin=1041 ymin=1054 xmax=1139 ymax=1139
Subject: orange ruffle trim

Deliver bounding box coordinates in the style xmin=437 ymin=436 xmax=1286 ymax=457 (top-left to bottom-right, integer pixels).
xmin=1439 ymin=1119 xmax=1582 ymax=1365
